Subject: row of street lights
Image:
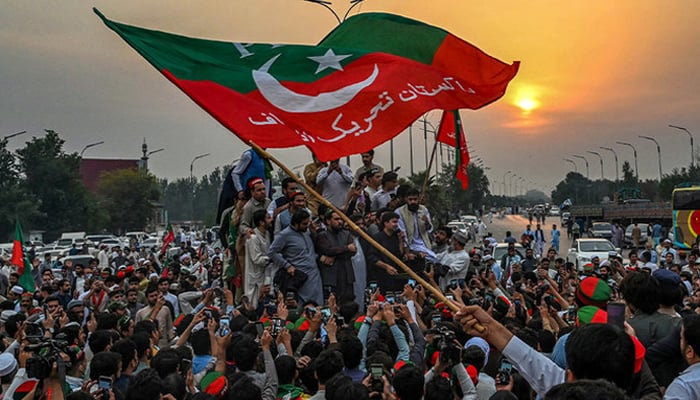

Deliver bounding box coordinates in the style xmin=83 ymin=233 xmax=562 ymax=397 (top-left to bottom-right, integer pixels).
xmin=564 ymin=125 xmax=693 ymax=182
xmin=3 ymin=130 xmax=107 ymax=158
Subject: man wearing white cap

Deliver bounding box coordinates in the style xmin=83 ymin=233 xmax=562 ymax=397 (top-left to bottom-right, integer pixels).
xmin=661 ymin=238 xmax=678 ymax=265
xmin=8 ymin=286 xmax=24 ymax=312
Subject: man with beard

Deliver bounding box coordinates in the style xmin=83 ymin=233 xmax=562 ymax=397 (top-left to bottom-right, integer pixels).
xmin=79 ymin=279 xmax=109 ymax=312
xmin=432 ymin=226 xmax=452 ymax=259
xmin=520 ymin=247 xmax=538 ymax=274
xmin=126 ymin=288 xmax=144 ymax=321
xmin=135 ymin=283 xmax=173 ymax=348
xmin=158 ymin=277 xmax=179 ymax=317
xmin=437 ymin=231 xmax=469 ymax=292
xmin=274 ymin=191 xmax=308 ymax=234
xmin=268 ymin=210 xmax=323 ymax=304
xmin=396 ymin=187 xmax=436 ymax=264
xmin=245 ymin=209 xmax=272 ymax=307
xmin=316 ymin=159 xmax=354 ymax=209
xmin=368 ymin=212 xmax=408 ymax=293
xmin=316 ymin=210 xmax=357 ymax=303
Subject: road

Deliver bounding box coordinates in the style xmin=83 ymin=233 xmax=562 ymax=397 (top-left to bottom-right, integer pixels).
xmin=468 ymin=213 xmax=574 ymax=258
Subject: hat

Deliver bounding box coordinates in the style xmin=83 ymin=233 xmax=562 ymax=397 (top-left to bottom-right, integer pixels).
xmin=591 ymin=255 xmax=600 ymax=261
xmin=118 ymin=265 xmax=127 ymax=271
xmin=0 ymin=310 xmax=17 ymax=325
xmin=179 ymin=254 xmax=191 ymax=262
xmin=67 ymin=299 xmax=84 ymax=310
xmin=247 ymin=177 xmax=264 ymax=188
xmin=169 ymin=283 xmax=180 ymax=291
xmin=201 ymin=371 xmax=228 ymax=397
xmin=465 ymin=337 xmax=490 ymax=368
xmin=148 ymin=273 xmax=159 ymax=280
xmin=10 ymin=286 xmax=24 ymax=295
xmin=452 ymin=231 xmax=468 ymax=245
xmin=582 ymin=263 xmax=595 ymax=273
xmin=576 ymin=306 xmax=608 ymax=326
xmin=608 ymin=251 xmax=619 ymax=258
xmin=0 ymin=353 xmax=17 ymax=376
xmin=664 ymin=239 xmax=672 ymax=244
xmin=107 ymin=301 xmax=127 ymax=313
xmin=483 ymin=255 xmax=493 ymax=262
xmin=576 ymin=277 xmax=611 ymax=308
xmin=653 ymin=269 xmax=681 ymax=287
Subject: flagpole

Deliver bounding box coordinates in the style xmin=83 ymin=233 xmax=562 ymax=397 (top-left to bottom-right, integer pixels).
xmin=248 ymin=141 xmax=481 ymax=330
xmin=419 ymin=140 xmax=439 ymax=203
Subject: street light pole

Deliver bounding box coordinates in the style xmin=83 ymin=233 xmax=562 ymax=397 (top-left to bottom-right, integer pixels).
xmin=669 ymin=125 xmax=694 ymax=168
xmin=639 ymin=135 xmax=662 ymax=181
xmin=616 ymin=141 xmax=638 ymax=179
xmin=408 ymin=124 xmax=414 ymax=176
xmin=600 ymin=147 xmax=619 ymax=182
xmin=504 ymin=170 xmax=512 ymax=197
xmin=2 ymin=130 xmax=26 ymax=141
xmin=573 ymin=155 xmax=589 ymax=178
xmin=190 ymin=153 xmax=211 ymax=221
xmin=563 ymin=158 xmax=578 ymax=173
xmin=80 ymin=141 xmax=105 ymax=157
xmin=587 ymin=151 xmax=604 ymax=180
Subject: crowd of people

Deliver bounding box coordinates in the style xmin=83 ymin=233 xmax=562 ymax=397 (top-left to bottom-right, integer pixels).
xmin=0 ymin=148 xmax=698 ymax=400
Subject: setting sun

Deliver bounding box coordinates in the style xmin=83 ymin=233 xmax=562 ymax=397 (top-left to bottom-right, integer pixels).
xmin=516 ymin=97 xmax=539 ymax=113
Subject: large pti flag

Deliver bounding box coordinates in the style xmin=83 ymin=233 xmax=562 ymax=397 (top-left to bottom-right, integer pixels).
xmin=95 ymin=9 xmax=518 ymax=161
xmin=10 ymin=220 xmax=35 ymax=293
xmin=436 ymin=110 xmax=470 ymax=189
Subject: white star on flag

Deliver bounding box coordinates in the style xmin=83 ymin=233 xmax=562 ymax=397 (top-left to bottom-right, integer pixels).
xmin=308 ymin=49 xmax=352 ymax=74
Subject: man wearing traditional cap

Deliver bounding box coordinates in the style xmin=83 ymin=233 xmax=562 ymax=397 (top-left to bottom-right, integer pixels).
xmin=437 ymin=231 xmax=469 ymax=291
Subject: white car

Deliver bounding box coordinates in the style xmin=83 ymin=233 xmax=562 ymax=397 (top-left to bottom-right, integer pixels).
xmin=492 ymin=242 xmax=525 ymax=271
xmin=446 ymin=221 xmax=469 ymax=238
xmin=566 ymin=238 xmax=618 ymax=270
xmin=460 ymin=215 xmax=479 ymax=226
xmin=549 ymin=208 xmax=560 ymax=216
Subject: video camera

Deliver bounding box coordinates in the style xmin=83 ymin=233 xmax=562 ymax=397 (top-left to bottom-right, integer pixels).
xmin=25 ymin=334 xmax=71 ymax=380
xmin=431 ymin=326 xmax=461 ymax=366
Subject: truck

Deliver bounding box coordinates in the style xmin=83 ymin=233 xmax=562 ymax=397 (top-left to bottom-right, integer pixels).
xmin=568 ymin=201 xmax=671 ymax=224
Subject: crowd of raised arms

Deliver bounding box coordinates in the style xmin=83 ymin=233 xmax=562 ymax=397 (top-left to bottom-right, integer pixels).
xmin=1 ymin=147 xmax=699 ymax=400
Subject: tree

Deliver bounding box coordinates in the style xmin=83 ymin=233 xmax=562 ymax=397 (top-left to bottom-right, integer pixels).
xmin=16 ymin=131 xmax=97 ymax=239
xmin=97 ymin=168 xmax=160 ymax=232
xmin=0 ymin=139 xmax=38 ymax=240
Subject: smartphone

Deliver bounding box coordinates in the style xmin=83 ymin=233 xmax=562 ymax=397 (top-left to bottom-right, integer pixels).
xmin=446 ymin=294 xmax=455 ymax=301
xmin=607 ymin=302 xmax=626 ymax=329
xmin=431 ymin=311 xmax=442 ymax=324
xmin=385 ymin=294 xmax=395 ymax=304
xmin=98 ymin=375 xmax=112 ymax=397
xmin=180 ymin=359 xmax=192 ymax=377
xmin=271 ymin=317 xmax=284 ymax=337
xmin=407 ymin=278 xmax=416 ymax=288
xmin=335 ymin=315 xmax=345 ymax=326
xmin=263 ymin=276 xmax=272 ymax=286
xmin=218 ymin=317 xmax=231 ymax=337
xmin=424 ymin=261 xmax=434 ymax=273
xmin=204 ymin=310 xmax=213 ymax=320
xmin=448 ymin=279 xmax=459 ymax=290
xmin=368 ymin=281 xmax=378 ymax=293
xmin=458 ymin=278 xmax=466 ymax=289
xmin=370 ymin=364 xmax=384 ymax=378
xmin=497 ymin=360 xmax=513 ymax=385
xmin=305 ymin=307 xmax=317 ymax=319
xmin=320 ymin=306 xmax=332 ymax=324
xmin=567 ymin=305 xmax=577 ymax=324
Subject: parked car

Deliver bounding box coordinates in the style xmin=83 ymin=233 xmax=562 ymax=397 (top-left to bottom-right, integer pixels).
xmin=566 ymin=238 xmax=618 ymax=270
xmin=446 ymin=221 xmax=469 ymax=238
xmin=588 ymin=222 xmax=613 ymax=239
xmin=624 ymin=223 xmax=649 ymax=248
xmin=460 ymin=215 xmax=479 ymax=226
xmin=561 ymin=212 xmax=571 ymax=224
xmin=492 ymin=242 xmax=525 ymax=271
xmin=549 ymin=207 xmax=560 ymax=216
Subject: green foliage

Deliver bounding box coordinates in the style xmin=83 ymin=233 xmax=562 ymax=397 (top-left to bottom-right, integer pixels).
xmin=0 ymin=139 xmax=39 ymax=240
xmin=160 ymin=165 xmax=230 ymax=225
xmin=15 ymin=131 xmax=95 ymax=240
xmin=405 ymin=162 xmax=490 ymax=225
xmin=97 ymin=168 xmax=160 ymax=232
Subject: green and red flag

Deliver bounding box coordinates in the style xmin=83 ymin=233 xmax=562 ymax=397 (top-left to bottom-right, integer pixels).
xmin=161 ymin=223 xmax=175 ymax=254
xmin=436 ymin=110 xmax=470 ymax=189
xmin=10 ymin=220 xmax=35 ymax=293
xmin=94 ymin=9 xmax=518 ymax=161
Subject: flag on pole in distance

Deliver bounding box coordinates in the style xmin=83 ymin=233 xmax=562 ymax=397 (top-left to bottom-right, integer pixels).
xmin=94 ymin=9 xmax=518 ymax=161
xmin=436 ymin=110 xmax=470 ymax=189
xmin=10 ymin=220 xmax=35 ymax=293
xmin=161 ymin=223 xmax=175 ymax=254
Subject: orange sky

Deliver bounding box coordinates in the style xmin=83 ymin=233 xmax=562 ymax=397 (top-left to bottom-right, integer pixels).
xmin=1 ymin=0 xmax=699 ymax=194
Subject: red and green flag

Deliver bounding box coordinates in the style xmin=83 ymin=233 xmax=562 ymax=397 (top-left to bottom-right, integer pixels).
xmin=436 ymin=110 xmax=470 ymax=189
xmin=161 ymin=223 xmax=175 ymax=254
xmin=10 ymin=220 xmax=35 ymax=293
xmin=94 ymin=9 xmax=518 ymax=161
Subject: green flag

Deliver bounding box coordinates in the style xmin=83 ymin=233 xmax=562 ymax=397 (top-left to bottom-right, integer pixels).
xmin=11 ymin=220 xmax=35 ymax=293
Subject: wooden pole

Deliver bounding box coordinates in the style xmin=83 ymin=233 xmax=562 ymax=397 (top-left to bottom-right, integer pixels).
xmin=248 ymin=142 xmax=483 ymax=330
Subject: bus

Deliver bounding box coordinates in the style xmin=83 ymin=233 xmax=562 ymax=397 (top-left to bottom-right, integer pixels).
xmin=672 ymin=186 xmax=700 ymax=249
